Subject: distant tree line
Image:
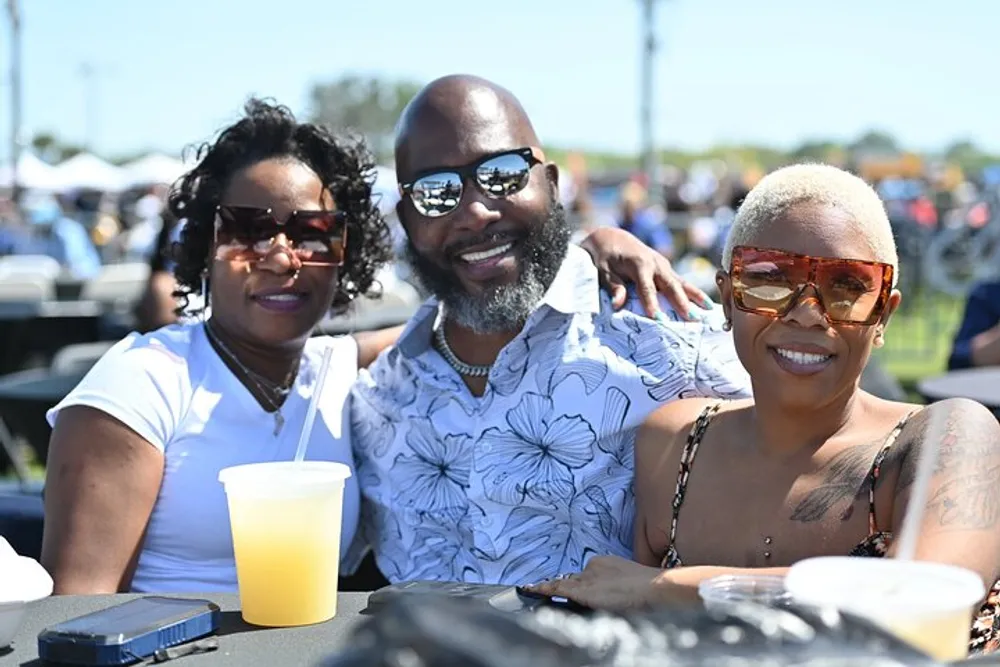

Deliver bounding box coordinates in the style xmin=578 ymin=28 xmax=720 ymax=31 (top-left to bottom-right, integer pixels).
xmin=26 ymin=76 xmax=1000 ymax=179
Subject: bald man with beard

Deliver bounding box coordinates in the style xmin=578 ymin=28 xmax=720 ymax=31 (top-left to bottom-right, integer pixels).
xmin=347 ymin=75 xmax=751 ymax=585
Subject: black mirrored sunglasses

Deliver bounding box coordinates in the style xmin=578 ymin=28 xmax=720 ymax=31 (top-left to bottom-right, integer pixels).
xmin=398 ymin=147 xmax=545 ymax=218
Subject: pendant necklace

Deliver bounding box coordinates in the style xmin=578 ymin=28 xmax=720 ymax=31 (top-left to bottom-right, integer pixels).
xmin=204 ymin=323 xmax=298 ymax=436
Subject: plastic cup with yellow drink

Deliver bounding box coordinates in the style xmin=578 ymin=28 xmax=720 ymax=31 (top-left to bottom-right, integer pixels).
xmin=786 ymin=556 xmax=984 ymax=661
xmin=219 ymin=346 xmax=351 ymax=627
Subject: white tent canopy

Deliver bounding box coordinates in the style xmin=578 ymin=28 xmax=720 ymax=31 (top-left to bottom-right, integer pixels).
xmin=0 ymin=152 xmax=60 ymax=190
xmin=372 ymin=165 xmax=399 ymax=215
xmin=51 ymin=152 xmax=127 ymax=192
xmin=120 ymin=153 xmax=189 ymax=188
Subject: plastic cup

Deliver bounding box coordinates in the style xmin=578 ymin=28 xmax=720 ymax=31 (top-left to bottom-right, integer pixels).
xmin=219 ymin=461 xmax=352 ymax=627
xmin=698 ymin=574 xmax=791 ymax=610
xmin=785 ymin=556 xmax=985 ymax=661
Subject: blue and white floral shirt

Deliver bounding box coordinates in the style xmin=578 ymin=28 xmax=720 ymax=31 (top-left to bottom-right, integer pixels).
xmin=348 ymin=245 xmax=752 ymax=584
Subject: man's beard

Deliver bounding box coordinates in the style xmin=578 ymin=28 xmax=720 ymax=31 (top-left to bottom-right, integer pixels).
xmin=404 ymin=202 xmax=571 ymax=334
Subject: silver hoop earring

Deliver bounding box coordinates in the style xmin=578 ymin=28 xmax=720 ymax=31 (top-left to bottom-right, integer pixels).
xmin=722 ymin=320 xmax=732 ymax=332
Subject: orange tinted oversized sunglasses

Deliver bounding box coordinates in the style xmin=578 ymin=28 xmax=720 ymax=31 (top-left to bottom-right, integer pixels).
xmin=729 ymin=246 xmax=894 ymax=326
xmin=213 ymin=205 xmax=347 ymax=267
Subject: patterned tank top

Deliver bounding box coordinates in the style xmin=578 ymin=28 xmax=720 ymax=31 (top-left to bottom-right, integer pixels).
xmin=660 ymin=402 xmax=1000 ymax=655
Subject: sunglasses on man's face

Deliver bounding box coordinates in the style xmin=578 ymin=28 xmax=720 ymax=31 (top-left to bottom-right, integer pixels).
xmin=729 ymin=246 xmax=894 ymax=326
xmin=213 ymin=205 xmax=347 ymax=267
xmin=398 ymin=147 xmax=545 ymax=218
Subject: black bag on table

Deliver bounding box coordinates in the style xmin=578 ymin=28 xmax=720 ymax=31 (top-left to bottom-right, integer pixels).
xmin=323 ymin=594 xmax=946 ymax=667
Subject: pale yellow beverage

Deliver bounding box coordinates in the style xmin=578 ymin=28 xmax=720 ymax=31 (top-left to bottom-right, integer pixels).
xmin=878 ymin=609 xmax=976 ymax=661
xmin=219 ymin=461 xmax=351 ymax=627
xmin=786 ymin=556 xmax=985 ymax=661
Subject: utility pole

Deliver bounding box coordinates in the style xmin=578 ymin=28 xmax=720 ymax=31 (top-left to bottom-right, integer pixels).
xmin=639 ymin=0 xmax=660 ymax=190
xmin=7 ymin=0 xmax=22 ymax=201
xmin=79 ymin=62 xmax=99 ymax=152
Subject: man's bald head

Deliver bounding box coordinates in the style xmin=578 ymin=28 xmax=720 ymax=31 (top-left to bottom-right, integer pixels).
xmin=393 ymin=75 xmax=570 ymax=335
xmin=394 ymin=75 xmax=541 ymax=177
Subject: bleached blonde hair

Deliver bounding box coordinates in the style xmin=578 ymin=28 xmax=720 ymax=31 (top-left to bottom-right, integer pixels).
xmin=722 ymin=163 xmax=898 ymax=285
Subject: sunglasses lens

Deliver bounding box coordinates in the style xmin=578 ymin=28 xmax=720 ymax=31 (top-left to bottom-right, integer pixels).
xmin=214 ymin=207 xmax=274 ymax=262
xmin=475 ymin=153 xmax=532 ymax=198
xmin=410 ymin=173 xmax=463 ymax=217
xmin=815 ymin=263 xmax=885 ymax=322
xmin=735 ymin=252 xmax=804 ymax=315
xmin=288 ymin=212 xmax=346 ymax=266
xmin=740 ymin=284 xmax=797 ymax=313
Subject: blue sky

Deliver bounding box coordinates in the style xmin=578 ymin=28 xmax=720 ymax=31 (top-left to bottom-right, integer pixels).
xmin=0 ymin=0 xmax=996 ymax=161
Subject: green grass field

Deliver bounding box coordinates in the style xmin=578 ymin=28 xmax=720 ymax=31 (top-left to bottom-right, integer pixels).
xmin=875 ymin=290 xmax=965 ymax=394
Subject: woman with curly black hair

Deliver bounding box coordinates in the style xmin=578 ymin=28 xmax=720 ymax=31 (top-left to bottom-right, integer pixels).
xmin=39 ymin=98 xmax=404 ymax=593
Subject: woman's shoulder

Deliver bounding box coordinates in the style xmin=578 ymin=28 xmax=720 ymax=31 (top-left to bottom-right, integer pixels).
xmin=862 ymin=397 xmax=1000 ymax=490
xmin=643 ymin=397 xmax=746 ymax=434
xmin=638 ymin=398 xmax=749 ymax=457
xmin=45 ymin=322 xmax=203 ymax=445
xmin=59 ymin=323 xmax=200 ymax=409
xmin=896 ymin=397 xmax=1000 ymax=442
xmin=100 ymin=322 xmax=201 ymax=375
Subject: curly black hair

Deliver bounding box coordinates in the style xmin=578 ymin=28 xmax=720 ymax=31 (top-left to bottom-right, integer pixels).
xmin=169 ymin=97 xmax=392 ymax=315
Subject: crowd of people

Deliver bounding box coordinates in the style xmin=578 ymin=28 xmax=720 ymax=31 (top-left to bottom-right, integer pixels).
xmin=0 ymin=184 xmax=171 ymax=278
xmin=3 ymin=74 xmax=998 ymax=656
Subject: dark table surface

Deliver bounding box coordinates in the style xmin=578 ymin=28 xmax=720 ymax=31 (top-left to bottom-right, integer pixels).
xmin=3 ymin=592 xmax=370 ymax=666
xmin=918 ymin=367 xmax=1000 ymax=410
xmin=4 ymin=591 xmax=1000 ymax=666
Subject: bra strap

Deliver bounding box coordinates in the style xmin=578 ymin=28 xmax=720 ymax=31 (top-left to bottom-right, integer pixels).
xmin=662 ymin=401 xmax=723 ymax=566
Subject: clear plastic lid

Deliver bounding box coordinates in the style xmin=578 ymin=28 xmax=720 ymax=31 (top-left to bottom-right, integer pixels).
xmin=218 ymin=461 xmax=352 ymax=499
xmin=698 ymin=574 xmax=791 ymax=606
xmin=786 ymin=556 xmax=986 ymax=616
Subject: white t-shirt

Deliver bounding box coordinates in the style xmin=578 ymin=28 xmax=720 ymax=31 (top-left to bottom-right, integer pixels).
xmin=46 ymin=321 xmax=360 ymax=593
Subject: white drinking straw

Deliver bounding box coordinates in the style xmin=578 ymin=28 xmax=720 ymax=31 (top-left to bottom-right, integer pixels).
xmin=293 ymin=345 xmax=334 ymax=462
xmin=895 ymin=408 xmax=944 ymax=561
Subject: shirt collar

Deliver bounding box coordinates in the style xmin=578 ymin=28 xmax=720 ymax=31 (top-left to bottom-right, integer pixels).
xmin=537 ymin=244 xmax=601 ymax=316
xmin=395 ymin=244 xmax=600 ymax=359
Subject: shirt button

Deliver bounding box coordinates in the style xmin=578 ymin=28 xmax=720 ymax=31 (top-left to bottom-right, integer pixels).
xmin=481 ymin=443 xmax=492 ymax=453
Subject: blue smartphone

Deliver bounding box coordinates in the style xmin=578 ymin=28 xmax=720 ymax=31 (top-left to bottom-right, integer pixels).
xmin=37 ymin=596 xmax=220 ymax=665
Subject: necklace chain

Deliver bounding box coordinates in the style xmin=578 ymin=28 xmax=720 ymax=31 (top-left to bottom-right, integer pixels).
xmin=204 ymin=323 xmax=299 ymax=434
xmin=433 ymin=326 xmax=491 ymax=377
xmin=242 ymin=361 xmax=294 ymax=398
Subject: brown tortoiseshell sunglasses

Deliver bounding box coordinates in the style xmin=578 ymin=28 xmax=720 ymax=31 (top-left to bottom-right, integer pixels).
xmin=729 ymin=245 xmax=894 ymax=326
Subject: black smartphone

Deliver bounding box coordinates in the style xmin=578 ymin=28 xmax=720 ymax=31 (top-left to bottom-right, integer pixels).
xmin=515 ymin=586 xmax=592 ymax=613
xmin=366 ymin=581 xmax=592 ymax=615
xmin=37 ymin=596 xmax=220 ymax=665
xmin=366 ymin=581 xmax=517 ymax=613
